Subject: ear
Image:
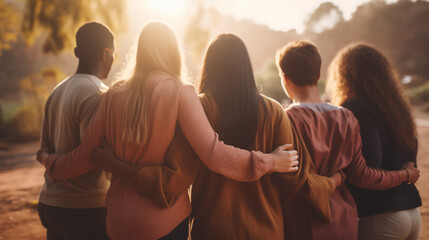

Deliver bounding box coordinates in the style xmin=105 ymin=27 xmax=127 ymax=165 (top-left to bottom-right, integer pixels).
xmin=74 ymin=47 xmax=79 ymax=58
xmin=283 ymin=73 xmax=290 ymax=85
xmin=102 ymin=49 xmax=108 ymax=62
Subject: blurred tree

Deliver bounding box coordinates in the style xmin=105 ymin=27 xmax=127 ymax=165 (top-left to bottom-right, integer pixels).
xmin=20 ymin=67 xmax=64 ymax=126
xmin=0 ymin=66 xmax=65 ymax=141
xmin=308 ymin=0 xmax=429 ymax=84
xmin=0 ymin=0 xmax=20 ymax=55
xmin=22 ymin=0 xmax=126 ymax=54
xmin=0 ymin=41 xmax=34 ymax=97
xmin=255 ymin=58 xmax=287 ymax=103
xmin=184 ymin=5 xmax=211 ymax=66
xmin=305 ymin=2 xmax=344 ymax=34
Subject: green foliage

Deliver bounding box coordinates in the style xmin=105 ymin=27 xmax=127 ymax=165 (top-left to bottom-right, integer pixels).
xmin=0 ymin=101 xmax=22 ymax=122
xmin=0 ymin=0 xmax=20 ymax=55
xmin=22 ymin=0 xmax=126 ymax=54
xmin=0 ymin=41 xmax=35 ymax=97
xmin=20 ymin=67 xmax=64 ymax=125
xmin=255 ymin=58 xmax=287 ymax=103
xmin=0 ymin=67 xmax=64 ymax=141
xmin=1 ymin=104 xmax=41 ymax=141
xmin=407 ymin=84 xmax=429 ymax=105
xmin=312 ymin=0 xmax=429 ymax=80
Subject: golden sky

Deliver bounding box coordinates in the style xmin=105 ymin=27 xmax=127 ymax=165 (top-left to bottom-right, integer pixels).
xmin=127 ymin=0 xmax=399 ymax=33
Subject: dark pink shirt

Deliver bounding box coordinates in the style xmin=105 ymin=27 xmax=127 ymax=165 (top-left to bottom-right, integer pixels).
xmin=283 ymin=103 xmax=403 ymax=240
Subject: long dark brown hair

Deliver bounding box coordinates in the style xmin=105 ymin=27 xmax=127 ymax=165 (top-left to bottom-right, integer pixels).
xmin=327 ymin=43 xmax=418 ymax=154
xmin=199 ymin=34 xmax=265 ymax=150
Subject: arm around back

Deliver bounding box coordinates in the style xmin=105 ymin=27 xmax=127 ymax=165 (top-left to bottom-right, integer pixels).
xmin=176 ymin=85 xmax=275 ymax=182
xmin=277 ymin=105 xmax=335 ymax=223
xmin=344 ymin=124 xmax=408 ymax=190
xmin=42 ymin=93 xmax=108 ymax=180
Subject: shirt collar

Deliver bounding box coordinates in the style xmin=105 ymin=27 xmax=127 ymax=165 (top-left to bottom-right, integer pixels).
xmin=74 ymin=73 xmax=108 ymax=92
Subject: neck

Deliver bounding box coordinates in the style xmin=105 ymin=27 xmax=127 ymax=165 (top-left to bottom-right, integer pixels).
xmin=292 ymin=84 xmax=322 ymax=104
xmin=76 ymin=62 xmax=103 ymax=79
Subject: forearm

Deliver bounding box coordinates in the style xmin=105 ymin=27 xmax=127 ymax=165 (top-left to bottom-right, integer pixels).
xmin=178 ymin=85 xmax=274 ymax=182
xmin=44 ymin=152 xmax=95 ymax=180
xmin=110 ymin=159 xmax=139 ymax=179
xmin=98 ymin=127 xmax=200 ymax=207
xmin=133 ymin=130 xmax=200 ymax=207
xmin=346 ymin=162 xmax=406 ymax=190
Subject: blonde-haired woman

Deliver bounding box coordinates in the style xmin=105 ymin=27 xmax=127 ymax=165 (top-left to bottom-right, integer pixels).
xmin=38 ymin=22 xmax=299 ymax=240
xmin=327 ymin=43 xmax=422 ymax=240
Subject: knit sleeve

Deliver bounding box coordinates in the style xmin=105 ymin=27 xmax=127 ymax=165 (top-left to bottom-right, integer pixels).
xmin=177 ymin=85 xmax=275 ymax=182
xmin=43 ymin=93 xmax=107 ymax=180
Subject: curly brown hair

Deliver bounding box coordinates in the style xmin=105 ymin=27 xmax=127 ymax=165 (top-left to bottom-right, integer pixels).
xmin=326 ymin=43 xmax=418 ymax=154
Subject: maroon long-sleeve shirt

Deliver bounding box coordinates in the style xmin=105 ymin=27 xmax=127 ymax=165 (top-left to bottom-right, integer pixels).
xmin=283 ymin=102 xmax=404 ymax=240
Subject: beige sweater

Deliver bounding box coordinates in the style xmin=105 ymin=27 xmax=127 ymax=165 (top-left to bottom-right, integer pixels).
xmin=39 ymin=73 xmax=110 ymax=208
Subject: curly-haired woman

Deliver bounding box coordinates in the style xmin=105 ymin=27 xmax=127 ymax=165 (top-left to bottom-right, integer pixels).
xmin=327 ymin=43 xmax=422 ymax=240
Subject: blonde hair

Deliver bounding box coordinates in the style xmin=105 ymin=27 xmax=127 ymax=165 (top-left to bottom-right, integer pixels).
xmin=118 ymin=22 xmax=182 ymax=143
xmin=326 ymin=43 xmax=417 ymax=154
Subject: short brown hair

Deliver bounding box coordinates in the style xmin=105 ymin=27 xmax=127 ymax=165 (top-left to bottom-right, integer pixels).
xmin=276 ymin=40 xmax=321 ymax=86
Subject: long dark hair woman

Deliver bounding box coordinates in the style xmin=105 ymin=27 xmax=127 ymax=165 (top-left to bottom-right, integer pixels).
xmin=327 ymin=43 xmax=422 ymax=240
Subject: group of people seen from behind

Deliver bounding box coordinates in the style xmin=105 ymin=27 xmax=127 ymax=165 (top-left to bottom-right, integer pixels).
xmin=36 ymin=21 xmax=421 ymax=240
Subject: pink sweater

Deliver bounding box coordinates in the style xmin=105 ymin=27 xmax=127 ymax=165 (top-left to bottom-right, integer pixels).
xmin=43 ymin=72 xmax=276 ymax=239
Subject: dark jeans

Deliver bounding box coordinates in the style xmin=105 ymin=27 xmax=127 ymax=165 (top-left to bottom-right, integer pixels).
xmin=158 ymin=217 xmax=189 ymax=240
xmin=38 ymin=203 xmax=109 ymax=240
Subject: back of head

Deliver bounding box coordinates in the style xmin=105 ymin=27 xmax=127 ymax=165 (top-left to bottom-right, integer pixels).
xmin=327 ymin=43 xmax=417 ymax=154
xmin=276 ymin=40 xmax=321 ymax=86
xmin=199 ymin=34 xmax=261 ymax=149
xmin=134 ymin=22 xmax=181 ymax=78
xmin=122 ymin=22 xmax=182 ymax=144
xmin=75 ymin=22 xmax=114 ymax=63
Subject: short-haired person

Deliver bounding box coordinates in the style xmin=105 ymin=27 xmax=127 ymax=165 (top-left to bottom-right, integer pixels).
xmin=327 ymin=43 xmax=422 ymax=240
xmin=38 ymin=22 xmax=115 ymax=239
xmin=275 ymin=40 xmax=420 ymax=240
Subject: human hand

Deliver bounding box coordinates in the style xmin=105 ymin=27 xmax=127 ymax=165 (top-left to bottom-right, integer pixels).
xmin=401 ymin=162 xmax=420 ymax=184
xmin=330 ymin=171 xmax=346 ymax=188
xmin=272 ymin=143 xmax=299 ymax=173
xmin=36 ymin=148 xmax=50 ymax=165
xmin=92 ymin=136 xmax=119 ymax=172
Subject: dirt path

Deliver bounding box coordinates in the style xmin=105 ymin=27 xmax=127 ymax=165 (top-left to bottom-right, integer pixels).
xmin=0 ymin=125 xmax=428 ymax=239
xmin=417 ymin=124 xmax=429 ymax=240
xmin=0 ymin=142 xmax=45 ymax=240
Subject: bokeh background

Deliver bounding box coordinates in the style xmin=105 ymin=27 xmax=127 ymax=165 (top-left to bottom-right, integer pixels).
xmin=0 ymin=0 xmax=428 ymax=239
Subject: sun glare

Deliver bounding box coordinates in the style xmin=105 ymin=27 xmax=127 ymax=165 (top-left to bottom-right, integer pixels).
xmin=147 ymin=0 xmax=187 ymax=16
